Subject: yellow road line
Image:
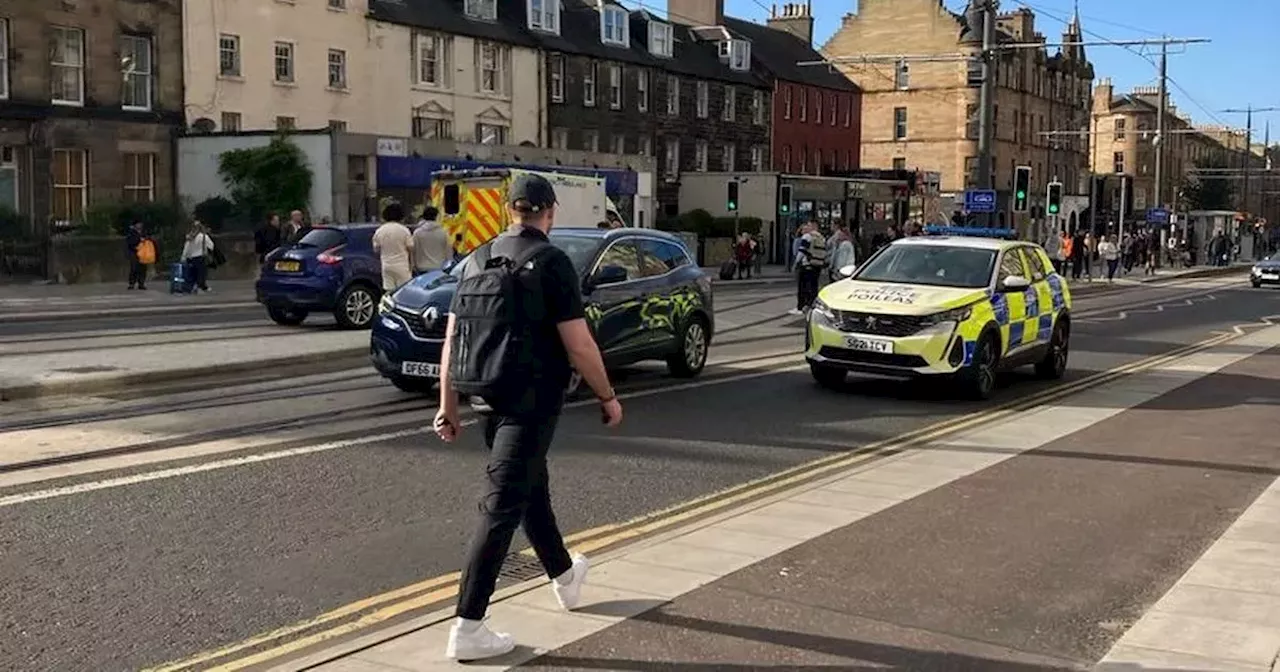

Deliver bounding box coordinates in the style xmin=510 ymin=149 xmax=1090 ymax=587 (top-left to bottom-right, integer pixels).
xmin=149 ymin=331 xmax=1236 ymax=672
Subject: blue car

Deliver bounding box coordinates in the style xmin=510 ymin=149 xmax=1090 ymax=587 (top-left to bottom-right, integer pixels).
xmin=370 ymin=228 xmax=715 ymax=394
xmin=256 ymin=224 xmax=384 ymax=329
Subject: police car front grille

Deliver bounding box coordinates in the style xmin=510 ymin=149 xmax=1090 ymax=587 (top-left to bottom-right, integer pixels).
xmin=818 ymin=347 xmax=928 ymax=369
xmin=832 ymin=311 xmax=925 ymax=337
xmin=393 ymin=307 xmax=445 ymax=339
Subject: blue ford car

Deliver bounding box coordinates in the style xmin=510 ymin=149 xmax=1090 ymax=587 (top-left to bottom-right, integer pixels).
xmin=370 ymin=228 xmax=714 ymax=394
xmin=256 ymin=224 xmax=384 ymax=329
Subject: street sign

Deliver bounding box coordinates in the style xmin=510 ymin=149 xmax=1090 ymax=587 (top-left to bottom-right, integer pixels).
xmin=1146 ymin=208 xmax=1170 ymax=224
xmin=963 ymin=189 xmax=997 ymax=213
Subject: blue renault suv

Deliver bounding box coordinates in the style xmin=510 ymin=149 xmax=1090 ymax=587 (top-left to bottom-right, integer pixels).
xmin=256 ymin=224 xmax=384 ymax=329
xmin=370 ymin=228 xmax=714 ymax=394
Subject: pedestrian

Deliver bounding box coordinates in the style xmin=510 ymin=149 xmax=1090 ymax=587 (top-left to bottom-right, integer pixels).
xmin=1083 ymin=231 xmax=1096 ymax=280
xmin=372 ymin=202 xmax=414 ymax=291
xmin=790 ymin=222 xmax=826 ymax=315
xmin=125 ymin=221 xmax=153 ymax=290
xmin=434 ymin=173 xmax=623 ymax=661
xmin=181 ymin=221 xmax=215 ymax=293
xmin=827 ymin=222 xmax=856 ymax=282
xmin=254 ymin=212 xmax=283 ymax=264
xmin=734 ymin=232 xmax=754 ymax=279
xmin=1098 ymin=234 xmax=1120 ymax=282
xmin=1044 ymin=230 xmax=1064 ymax=274
xmin=283 ymin=209 xmax=305 ymax=242
xmin=787 ymin=225 xmax=803 ymax=273
xmin=412 ymin=206 xmax=451 ymax=274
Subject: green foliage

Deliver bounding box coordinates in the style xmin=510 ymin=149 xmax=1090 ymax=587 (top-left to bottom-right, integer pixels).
xmin=655 ymin=209 xmax=762 ymax=238
xmin=193 ymin=196 xmax=238 ymax=232
xmin=217 ymin=135 xmax=313 ymax=223
xmin=0 ymin=204 xmax=29 ymax=239
xmin=77 ymin=201 xmax=186 ymax=237
xmin=1181 ymin=158 xmax=1237 ymax=212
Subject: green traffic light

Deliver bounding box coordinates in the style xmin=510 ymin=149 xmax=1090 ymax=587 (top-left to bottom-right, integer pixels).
xmin=1016 ymin=190 xmax=1026 ymax=199
xmin=1048 ymin=205 xmax=1059 ymax=214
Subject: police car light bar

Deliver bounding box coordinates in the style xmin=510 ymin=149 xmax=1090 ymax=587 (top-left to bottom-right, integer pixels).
xmin=923 ymin=225 xmax=1018 ymax=239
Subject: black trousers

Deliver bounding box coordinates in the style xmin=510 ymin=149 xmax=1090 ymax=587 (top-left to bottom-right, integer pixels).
xmin=456 ymin=413 xmax=573 ymax=620
xmin=128 ymin=259 xmax=147 ymax=288
xmin=189 ymin=256 xmax=209 ymax=290
xmin=797 ymin=267 xmax=820 ymax=310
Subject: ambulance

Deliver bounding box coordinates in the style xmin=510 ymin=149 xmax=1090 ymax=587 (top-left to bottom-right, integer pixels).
xmin=429 ymin=168 xmax=622 ymax=253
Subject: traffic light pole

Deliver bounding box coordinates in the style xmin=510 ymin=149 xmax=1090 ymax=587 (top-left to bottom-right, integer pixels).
xmin=1152 ymin=39 xmax=1168 ymax=268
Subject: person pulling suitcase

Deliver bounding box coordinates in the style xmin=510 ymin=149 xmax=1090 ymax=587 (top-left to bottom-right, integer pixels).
xmin=434 ymin=173 xmax=624 ymax=661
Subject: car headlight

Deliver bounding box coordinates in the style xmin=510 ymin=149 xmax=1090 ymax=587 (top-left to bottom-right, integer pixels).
xmin=378 ymin=294 xmax=395 ymax=314
xmin=810 ymin=298 xmax=835 ymax=325
xmin=921 ymin=304 xmax=974 ymax=326
xmin=1252 ymin=266 xmax=1262 ymax=275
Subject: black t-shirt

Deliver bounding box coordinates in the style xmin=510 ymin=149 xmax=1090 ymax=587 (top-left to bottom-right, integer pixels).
xmin=454 ymin=226 xmax=585 ymax=415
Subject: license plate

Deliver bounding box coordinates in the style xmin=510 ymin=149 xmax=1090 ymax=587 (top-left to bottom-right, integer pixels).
xmin=274 ymin=260 xmax=301 ymax=272
xmin=844 ymin=336 xmax=894 ymax=353
xmin=1262 ymin=273 xmax=1279 ymax=280
xmin=400 ymin=361 xmax=440 ymax=377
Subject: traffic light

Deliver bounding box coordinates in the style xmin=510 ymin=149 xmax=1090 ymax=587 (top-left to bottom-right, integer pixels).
xmin=779 ymin=184 xmax=792 ymax=214
xmin=1013 ymin=165 xmax=1031 ymax=213
xmin=727 ymin=180 xmax=739 ymax=211
xmin=1047 ymin=181 xmax=1063 ymax=216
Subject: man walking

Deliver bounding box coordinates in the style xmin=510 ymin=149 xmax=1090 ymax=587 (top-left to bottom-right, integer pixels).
xmin=125 ymin=221 xmax=152 ymax=290
xmin=434 ymin=174 xmax=623 ymax=661
xmin=254 ymin=212 xmax=283 ymax=263
xmin=789 ymin=222 xmax=826 ymax=315
xmin=411 ymin=206 xmax=451 ymax=274
xmin=372 ymin=202 xmax=414 ymax=291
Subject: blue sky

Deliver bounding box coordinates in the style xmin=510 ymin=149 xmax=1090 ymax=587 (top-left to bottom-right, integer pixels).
xmin=706 ymin=0 xmax=1279 ymax=139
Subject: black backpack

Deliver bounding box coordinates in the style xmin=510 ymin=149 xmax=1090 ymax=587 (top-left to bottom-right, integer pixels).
xmin=447 ymin=239 xmax=552 ymax=404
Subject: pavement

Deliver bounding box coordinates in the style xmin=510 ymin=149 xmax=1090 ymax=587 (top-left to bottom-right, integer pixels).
xmin=0 ymin=273 xmax=1277 ymax=671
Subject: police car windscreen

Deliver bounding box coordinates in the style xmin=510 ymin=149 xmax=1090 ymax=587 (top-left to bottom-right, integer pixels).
xmin=854 ymin=245 xmax=997 ymax=289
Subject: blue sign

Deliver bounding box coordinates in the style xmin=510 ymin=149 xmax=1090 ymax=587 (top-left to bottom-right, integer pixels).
xmin=1146 ymin=208 xmax=1170 ymax=224
xmin=923 ymin=225 xmax=1017 ymax=239
xmin=377 ymin=157 xmax=638 ymax=196
xmin=964 ymin=189 xmax=998 ymax=213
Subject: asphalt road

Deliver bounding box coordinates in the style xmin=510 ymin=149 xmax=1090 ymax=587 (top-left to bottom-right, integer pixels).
xmin=0 ymin=274 xmax=1273 ymax=671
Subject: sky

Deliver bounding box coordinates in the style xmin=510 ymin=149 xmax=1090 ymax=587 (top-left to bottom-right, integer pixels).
xmin=704 ymin=0 xmax=1280 ymax=140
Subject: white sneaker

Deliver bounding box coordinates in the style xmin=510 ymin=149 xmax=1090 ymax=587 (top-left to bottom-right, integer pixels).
xmin=445 ymin=618 xmax=515 ymax=661
xmin=787 ymin=308 xmax=803 ymax=316
xmin=552 ymin=553 xmax=589 ymax=611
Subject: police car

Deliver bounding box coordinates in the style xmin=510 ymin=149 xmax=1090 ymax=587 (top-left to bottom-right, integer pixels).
xmin=805 ymin=226 xmax=1072 ymax=399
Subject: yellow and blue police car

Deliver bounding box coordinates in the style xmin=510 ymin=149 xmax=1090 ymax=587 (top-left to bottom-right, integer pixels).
xmin=805 ymin=226 xmax=1071 ymax=399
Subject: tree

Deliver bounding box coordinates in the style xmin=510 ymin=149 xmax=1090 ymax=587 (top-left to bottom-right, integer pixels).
xmin=1180 ymin=158 xmax=1236 ymax=212
xmin=217 ymin=135 xmax=313 ymax=223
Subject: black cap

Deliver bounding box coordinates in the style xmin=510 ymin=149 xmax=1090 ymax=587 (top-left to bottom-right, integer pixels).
xmin=509 ymin=173 xmax=557 ymax=212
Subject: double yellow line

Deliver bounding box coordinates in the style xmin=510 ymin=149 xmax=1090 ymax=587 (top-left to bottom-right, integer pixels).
xmin=149 ymin=330 xmax=1238 ymax=672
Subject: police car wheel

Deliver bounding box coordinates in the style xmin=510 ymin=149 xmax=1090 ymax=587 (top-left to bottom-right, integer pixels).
xmin=1035 ymin=321 xmax=1070 ymax=380
xmin=810 ymin=363 xmax=846 ymax=389
xmin=960 ymin=335 xmax=998 ymax=400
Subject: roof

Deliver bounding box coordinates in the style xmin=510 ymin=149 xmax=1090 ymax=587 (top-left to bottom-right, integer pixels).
xmin=367 ymin=0 xmax=539 ymax=48
xmin=894 ymin=234 xmax=1025 ymax=250
xmin=721 ymin=17 xmax=858 ymax=92
xmin=552 ymin=227 xmax=682 ymax=243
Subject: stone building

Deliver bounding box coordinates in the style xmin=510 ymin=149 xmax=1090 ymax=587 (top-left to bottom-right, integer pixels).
xmin=822 ymin=0 xmax=1094 ymax=231
xmin=0 ymin=0 xmax=183 ymax=232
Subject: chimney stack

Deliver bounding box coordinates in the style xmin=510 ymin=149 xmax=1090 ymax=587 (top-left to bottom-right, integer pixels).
xmin=766 ymin=1 xmax=814 ymax=45
xmin=668 ymin=0 xmax=725 ymax=27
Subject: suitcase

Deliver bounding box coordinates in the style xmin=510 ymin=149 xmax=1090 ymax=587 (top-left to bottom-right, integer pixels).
xmin=169 ymin=262 xmax=195 ymax=294
xmin=718 ymin=260 xmax=737 ymax=280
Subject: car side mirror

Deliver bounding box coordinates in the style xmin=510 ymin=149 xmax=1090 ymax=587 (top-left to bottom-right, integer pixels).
xmin=999 ymin=274 xmax=1031 ymax=292
xmin=838 ymin=264 xmax=856 ymax=278
xmin=589 ymin=265 xmax=629 ymax=288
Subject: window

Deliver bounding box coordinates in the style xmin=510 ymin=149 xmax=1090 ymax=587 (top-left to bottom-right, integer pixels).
xmin=582 ymin=130 xmax=599 ymax=152
xmin=722 ymin=86 xmax=735 ymax=121
xmin=893 ymin=107 xmax=907 ymax=140
xmin=637 ymin=70 xmax=648 ymax=112
xmin=965 ymin=104 xmax=978 ymax=140
xmin=412 ymin=115 xmax=451 ymax=139
xmin=218 ymin=34 xmax=241 ymax=77
xmin=639 ymin=239 xmax=691 ymax=271
xmin=476 ymin=123 xmax=507 ymax=145
xmin=327 ymin=49 xmax=347 ymax=89
xmin=666 ymin=75 xmax=679 ymax=115
xmin=813 ymin=92 xmax=821 ymax=124
xmin=638 ymin=136 xmax=651 ymax=156
xmin=551 ymin=127 xmax=569 ymax=148
xmin=695 ymin=140 xmax=708 ymax=171
xmin=997 ymin=250 xmax=1027 ymax=285
xmin=895 ymin=60 xmax=909 ymax=89
xmin=798 ymin=89 xmax=806 ymax=121
xmin=829 ymin=93 xmax=836 ymax=125
xmin=602 ymin=6 xmax=628 ymax=46
xmin=782 ymin=145 xmax=791 ymax=172
xmin=611 ymin=134 xmax=625 ymax=155
xmin=277 ymin=116 xmax=296 ymax=130
xmin=328 ymin=119 xmax=347 ymax=132
xmin=122 ymin=153 xmax=155 ymax=203
xmin=649 ymin=21 xmax=673 ymax=57
xmin=608 ymin=64 xmax=622 ymax=109
xmin=752 ymin=90 xmax=764 ymax=125
xmin=696 ymin=81 xmax=708 ymax=118
xmin=51 ymin=149 xmax=86 ymax=222
xmin=120 ymin=35 xmax=153 ymax=110
xmin=464 ymin=0 xmax=496 ymax=20
xmin=51 ymin=26 xmax=85 ymax=105
xmin=274 ymin=41 xmax=295 ymax=83
xmin=1113 ymin=151 xmax=1125 ymax=174
xmin=1022 ymin=246 xmax=1051 ymax=280
xmin=843 ymin=96 xmax=851 ymax=127
xmin=528 ymin=0 xmax=559 ymax=33
xmin=783 ymin=86 xmax=792 ymax=119
xmin=549 ymin=55 xmax=564 ymax=101
xmin=664 ymin=138 xmax=680 ymax=176
xmin=416 ymin=33 xmax=452 ymax=87
xmin=799 ymin=146 xmax=807 ymax=174
xmin=728 ymin=39 xmax=750 ymax=71
xmin=220 ymin=112 xmax=242 ymax=131
xmin=583 ymin=61 xmax=597 ymax=106
xmin=892 ymin=157 xmax=906 ymax=171
xmin=844 ymin=149 xmax=852 ymax=169
xmin=0 ymin=19 xmax=8 ymax=99
xmin=595 ymin=241 xmax=643 ymax=280
xmin=814 ymin=149 xmax=822 ymax=173
xmin=1114 ymin=118 xmax=1126 ymax=141
xmin=476 ymin=42 xmax=508 ymax=94
xmin=750 ymin=145 xmax=765 ymax=171
xmin=721 ymin=144 xmax=735 ymax=171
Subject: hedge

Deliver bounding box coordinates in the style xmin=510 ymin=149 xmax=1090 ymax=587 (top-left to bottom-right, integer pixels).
xmin=656 ymin=209 xmax=763 ymax=238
